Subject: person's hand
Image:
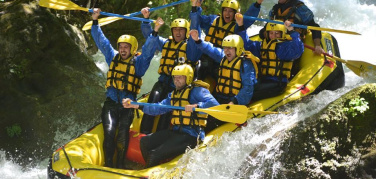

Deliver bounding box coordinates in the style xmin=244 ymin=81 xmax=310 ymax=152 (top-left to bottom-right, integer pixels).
xmin=228 ymin=101 xmax=234 ymax=105
xmin=92 ymin=8 xmax=101 ymax=20
xmin=235 ymin=13 xmax=243 ymax=26
xmin=185 ymin=104 xmax=198 ymax=112
xmin=313 ymin=38 xmax=324 ymax=55
xmin=190 ymin=30 xmax=200 ymax=41
xmin=141 ymin=7 xmax=150 ymax=18
xmin=191 ymin=0 xmax=203 ymax=7
xmin=314 ymin=45 xmax=325 ymax=55
xmin=122 ymin=98 xmax=139 ymax=109
xmin=284 ymin=20 xmax=294 ymax=31
xmin=154 ymin=17 xmax=164 ymax=32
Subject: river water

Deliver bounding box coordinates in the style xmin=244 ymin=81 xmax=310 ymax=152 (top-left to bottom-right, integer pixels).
xmin=1 ymin=0 xmax=375 ymax=178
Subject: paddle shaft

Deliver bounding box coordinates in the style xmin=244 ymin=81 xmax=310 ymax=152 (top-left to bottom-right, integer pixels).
xmin=304 ymin=44 xmax=376 ymax=77
xmin=127 ymin=0 xmax=190 ymax=17
xmin=131 ymin=102 xmax=247 ymax=114
xmin=130 ymin=102 xmax=248 ymax=123
xmin=131 ymin=102 xmax=186 ymax=111
xmin=39 ymin=0 xmax=154 ymax=23
xmin=82 ymin=0 xmax=190 ymax=30
xmin=242 ymin=16 xmax=360 ymax=35
xmin=88 ymin=9 xmax=154 ymax=23
xmin=304 ymin=44 xmax=351 ymax=66
xmin=132 ymin=102 xmax=282 ymax=114
xmin=243 ymin=16 xmax=307 ymax=29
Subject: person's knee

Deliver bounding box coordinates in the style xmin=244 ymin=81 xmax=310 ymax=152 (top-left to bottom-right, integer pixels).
xmin=145 ymin=151 xmax=160 ymax=168
xmin=140 ymin=137 xmax=151 ymax=162
xmin=149 ymin=84 xmax=164 ymax=103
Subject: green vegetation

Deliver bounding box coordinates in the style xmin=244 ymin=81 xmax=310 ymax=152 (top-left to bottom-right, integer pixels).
xmin=9 ymin=59 xmax=29 ymax=79
xmin=152 ymin=0 xmax=255 ymax=37
xmin=343 ymin=97 xmax=369 ymax=117
xmin=6 ymin=124 xmax=22 ymax=138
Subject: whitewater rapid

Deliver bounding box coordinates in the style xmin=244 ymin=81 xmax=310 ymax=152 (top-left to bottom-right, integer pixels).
xmin=1 ymin=0 xmax=375 ymax=178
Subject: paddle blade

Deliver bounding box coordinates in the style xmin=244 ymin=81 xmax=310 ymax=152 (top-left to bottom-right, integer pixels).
xmin=307 ymin=26 xmax=361 ymax=35
xmin=197 ymin=104 xmax=248 ymax=124
xmin=82 ymin=16 xmax=123 ymax=31
xmin=343 ymin=59 xmax=376 ymax=77
xmin=39 ymin=0 xmax=88 ymax=11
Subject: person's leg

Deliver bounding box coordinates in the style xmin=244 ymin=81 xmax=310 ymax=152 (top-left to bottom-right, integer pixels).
xmin=101 ymin=98 xmax=119 ymax=168
xmin=145 ymin=131 xmax=197 ymax=167
xmin=140 ymin=81 xmax=165 ymax=134
xmin=205 ymin=115 xmax=225 ymax=133
xmin=197 ymin=55 xmax=210 ymax=81
xmin=252 ymin=81 xmax=287 ymax=101
xmin=155 ymin=84 xmax=175 ymax=131
xmin=205 ymin=96 xmax=231 ymax=133
xmin=116 ymin=108 xmax=134 ymax=169
xmin=193 ymin=60 xmax=201 ymax=81
xmin=156 ymin=112 xmax=172 ymax=131
xmin=140 ymin=130 xmax=172 ymax=167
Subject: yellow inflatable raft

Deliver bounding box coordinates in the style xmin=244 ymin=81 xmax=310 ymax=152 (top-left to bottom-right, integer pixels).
xmin=47 ymin=32 xmax=344 ymax=179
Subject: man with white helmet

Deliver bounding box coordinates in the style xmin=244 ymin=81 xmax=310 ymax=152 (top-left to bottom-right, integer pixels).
xmin=140 ymin=9 xmax=203 ymax=134
xmin=91 ymin=8 xmax=157 ymax=169
xmin=123 ymin=64 xmax=219 ymax=167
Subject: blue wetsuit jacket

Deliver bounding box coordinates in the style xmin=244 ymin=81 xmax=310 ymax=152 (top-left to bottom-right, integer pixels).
xmin=141 ymin=22 xmax=203 ymax=88
xmin=142 ymin=86 xmax=219 ymax=140
xmin=190 ymin=2 xmax=261 ymax=35
xmin=91 ymin=24 xmax=157 ymax=102
xmin=268 ymin=1 xmax=322 ymax=40
xmin=238 ymin=29 xmax=304 ymax=83
xmin=192 ymin=39 xmax=257 ymax=105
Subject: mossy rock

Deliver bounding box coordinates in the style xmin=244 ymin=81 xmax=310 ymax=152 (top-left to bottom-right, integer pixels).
xmin=277 ymin=83 xmax=376 ymax=178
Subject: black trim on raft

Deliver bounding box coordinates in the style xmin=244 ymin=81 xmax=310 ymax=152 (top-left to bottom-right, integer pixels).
xmin=312 ymin=34 xmax=345 ymax=93
xmin=62 ymin=146 xmax=74 ymax=173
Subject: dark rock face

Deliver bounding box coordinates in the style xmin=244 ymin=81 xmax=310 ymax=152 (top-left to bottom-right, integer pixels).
xmin=277 ymin=83 xmax=376 ymax=178
xmin=0 ymin=0 xmax=151 ymax=166
xmin=0 ymin=1 xmax=105 ymax=166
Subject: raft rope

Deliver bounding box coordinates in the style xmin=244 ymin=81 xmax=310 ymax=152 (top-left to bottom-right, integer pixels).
xmin=62 ymin=146 xmax=77 ymax=177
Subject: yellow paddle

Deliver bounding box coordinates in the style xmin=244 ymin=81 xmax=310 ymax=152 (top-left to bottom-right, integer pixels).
xmin=39 ymin=0 xmax=155 ymax=23
xmin=243 ymin=15 xmax=361 ymax=35
xmin=131 ymin=102 xmax=252 ymax=124
xmin=81 ymin=0 xmax=190 ymax=31
xmin=304 ymin=44 xmax=376 ymax=77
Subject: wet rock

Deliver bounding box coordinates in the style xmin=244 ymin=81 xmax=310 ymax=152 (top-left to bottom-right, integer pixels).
xmin=278 ymin=83 xmax=376 ymax=178
xmin=0 ymin=0 xmax=152 ymax=167
xmin=0 ymin=0 xmax=106 ymax=166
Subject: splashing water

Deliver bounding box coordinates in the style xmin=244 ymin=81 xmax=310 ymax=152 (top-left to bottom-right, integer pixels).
xmin=1 ymin=0 xmax=375 ymax=178
xmin=155 ymin=0 xmax=376 ymax=178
